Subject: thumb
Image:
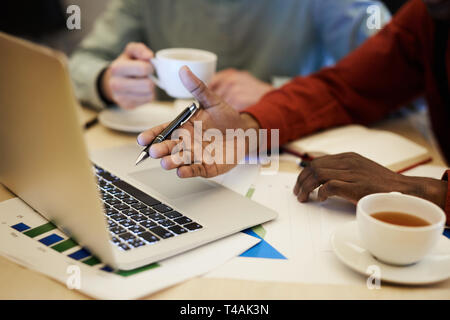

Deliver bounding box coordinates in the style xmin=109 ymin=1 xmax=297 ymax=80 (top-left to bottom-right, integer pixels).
xmin=179 ymin=66 xmax=222 ymax=109
xmin=124 ymin=42 xmax=154 ymax=61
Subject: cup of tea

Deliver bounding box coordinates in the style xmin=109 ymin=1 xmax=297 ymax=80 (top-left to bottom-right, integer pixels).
xmin=356 ymin=192 xmax=446 ymax=265
xmin=150 ymin=48 xmax=217 ymax=99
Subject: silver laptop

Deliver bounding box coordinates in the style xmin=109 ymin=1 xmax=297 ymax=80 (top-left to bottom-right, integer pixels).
xmin=0 ymin=32 xmax=277 ymax=270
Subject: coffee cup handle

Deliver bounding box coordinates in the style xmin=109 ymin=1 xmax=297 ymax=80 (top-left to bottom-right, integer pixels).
xmin=150 ymin=58 xmax=164 ymax=90
xmin=149 ymin=74 xmax=164 ymax=90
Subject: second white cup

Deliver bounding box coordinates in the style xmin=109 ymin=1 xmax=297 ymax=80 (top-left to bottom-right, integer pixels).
xmin=357 ymin=192 xmax=446 ymax=266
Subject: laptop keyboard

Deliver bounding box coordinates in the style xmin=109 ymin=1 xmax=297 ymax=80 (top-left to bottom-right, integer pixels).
xmin=94 ymin=165 xmax=203 ymax=251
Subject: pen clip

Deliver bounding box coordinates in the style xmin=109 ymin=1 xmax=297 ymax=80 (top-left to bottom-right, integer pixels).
xmin=180 ymin=103 xmax=199 ymax=126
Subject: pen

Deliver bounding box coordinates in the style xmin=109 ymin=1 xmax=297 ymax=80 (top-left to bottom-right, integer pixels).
xmin=135 ymin=102 xmax=199 ymax=166
xmin=83 ymin=116 xmax=98 ymax=130
xmin=299 ymin=160 xmax=310 ymax=168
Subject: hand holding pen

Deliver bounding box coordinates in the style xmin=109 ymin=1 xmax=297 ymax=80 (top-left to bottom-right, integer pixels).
xmin=136 ymin=66 xmax=253 ymax=178
xmin=135 ymin=102 xmax=198 ymax=165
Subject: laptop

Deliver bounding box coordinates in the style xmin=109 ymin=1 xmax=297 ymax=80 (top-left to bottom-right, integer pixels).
xmin=0 ymin=32 xmax=277 ymax=270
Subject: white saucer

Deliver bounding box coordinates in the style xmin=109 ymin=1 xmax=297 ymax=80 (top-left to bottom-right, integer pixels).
xmin=331 ymin=221 xmax=450 ymax=285
xmin=99 ymin=100 xmax=194 ymax=133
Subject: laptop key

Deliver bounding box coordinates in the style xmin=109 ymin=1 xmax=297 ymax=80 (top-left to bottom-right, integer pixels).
xmin=106 ymin=199 xmax=121 ymax=206
xmin=122 ymin=209 xmax=138 ymax=217
xmin=184 ymin=222 xmax=203 ymax=231
xmin=109 ymin=188 xmax=123 ymax=195
xmin=168 ymin=225 xmax=188 ymax=235
xmin=110 ymin=214 xmax=127 ymax=222
xmin=149 ymin=226 xmax=174 ymax=239
xmin=140 ymin=208 xmax=156 ymax=215
xmin=119 ymin=219 xmax=136 ymax=228
xmin=148 ymin=213 xmax=166 ymax=222
xmin=159 ymin=219 xmax=176 ymax=228
xmin=113 ymin=180 xmax=161 ymax=206
xmin=98 ymin=171 xmax=116 ymax=182
xmin=103 ymin=194 xmax=113 ymax=201
xmin=111 ymin=237 xmax=121 ymax=244
xmin=152 ymin=204 xmax=172 ymax=213
xmin=109 ymin=226 xmax=126 ymax=235
xmin=164 ymin=211 xmax=183 ymax=219
xmin=129 ymin=225 xmax=146 ymax=235
xmin=119 ymin=232 xmax=136 ymax=242
xmin=140 ymin=220 xmax=158 ymax=229
xmin=130 ymin=214 xmax=148 ymax=222
xmin=129 ymin=239 xmax=146 ymax=248
xmin=132 ymin=203 xmax=148 ymax=210
xmin=107 ymin=220 xmax=117 ymax=227
xmin=140 ymin=231 xmax=160 ymax=243
xmin=102 ymin=185 xmax=115 ymax=191
xmin=105 ymin=207 xmax=118 ymax=216
xmin=115 ymin=193 xmax=129 ymax=200
xmin=113 ymin=204 xmax=130 ymax=211
xmin=118 ymin=243 xmax=130 ymax=251
xmin=174 ymin=216 xmax=193 ymax=225
xmin=123 ymin=197 xmax=138 ymax=205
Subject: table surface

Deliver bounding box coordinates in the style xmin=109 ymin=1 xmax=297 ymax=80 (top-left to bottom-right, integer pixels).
xmin=0 ymin=105 xmax=449 ymax=300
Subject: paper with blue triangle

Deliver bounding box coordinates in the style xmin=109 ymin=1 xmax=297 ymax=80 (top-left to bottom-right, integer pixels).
xmin=239 ymin=228 xmax=286 ymax=260
xmin=239 ymin=185 xmax=286 ymax=260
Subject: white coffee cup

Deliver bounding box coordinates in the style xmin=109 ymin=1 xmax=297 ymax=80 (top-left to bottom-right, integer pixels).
xmin=150 ymin=48 xmax=217 ymax=99
xmin=357 ymin=192 xmax=446 ymax=265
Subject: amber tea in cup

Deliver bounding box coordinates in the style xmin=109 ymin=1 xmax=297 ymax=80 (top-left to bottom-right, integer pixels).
xmin=371 ymin=211 xmax=431 ymax=227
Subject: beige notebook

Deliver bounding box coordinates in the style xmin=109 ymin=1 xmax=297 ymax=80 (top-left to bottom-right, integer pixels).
xmin=283 ymin=125 xmax=431 ymax=172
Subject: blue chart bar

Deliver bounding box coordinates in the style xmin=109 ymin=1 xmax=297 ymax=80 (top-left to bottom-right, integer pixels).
xmin=68 ymin=248 xmax=91 ymax=261
xmin=11 ymin=223 xmax=30 ymax=232
xmin=39 ymin=234 xmax=64 ymax=246
xmin=101 ymin=266 xmax=114 ymax=272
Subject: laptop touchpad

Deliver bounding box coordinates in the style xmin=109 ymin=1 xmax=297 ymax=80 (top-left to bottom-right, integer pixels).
xmin=129 ymin=167 xmax=217 ymax=200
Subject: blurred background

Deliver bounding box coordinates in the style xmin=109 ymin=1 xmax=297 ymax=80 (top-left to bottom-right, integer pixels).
xmin=0 ymin=0 xmax=109 ymax=54
xmin=0 ymin=0 xmax=407 ymax=56
xmin=0 ymin=0 xmax=434 ymax=154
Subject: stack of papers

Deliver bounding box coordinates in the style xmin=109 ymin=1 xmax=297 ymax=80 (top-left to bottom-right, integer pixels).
xmin=0 ymin=198 xmax=259 ymax=299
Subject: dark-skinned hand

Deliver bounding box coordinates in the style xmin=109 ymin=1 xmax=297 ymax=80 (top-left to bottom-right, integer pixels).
xmin=293 ymin=152 xmax=448 ymax=210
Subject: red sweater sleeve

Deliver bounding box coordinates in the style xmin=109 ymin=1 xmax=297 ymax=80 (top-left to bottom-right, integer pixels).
xmin=244 ymin=0 xmax=427 ymax=146
xmin=443 ymin=170 xmax=450 ymax=226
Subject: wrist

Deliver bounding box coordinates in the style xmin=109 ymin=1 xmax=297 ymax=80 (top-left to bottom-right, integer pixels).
xmin=239 ymin=112 xmax=260 ymax=131
xmin=238 ymin=113 xmax=261 ymax=157
xmin=98 ymin=66 xmax=114 ymax=104
xmin=399 ymin=175 xmax=448 ymax=209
